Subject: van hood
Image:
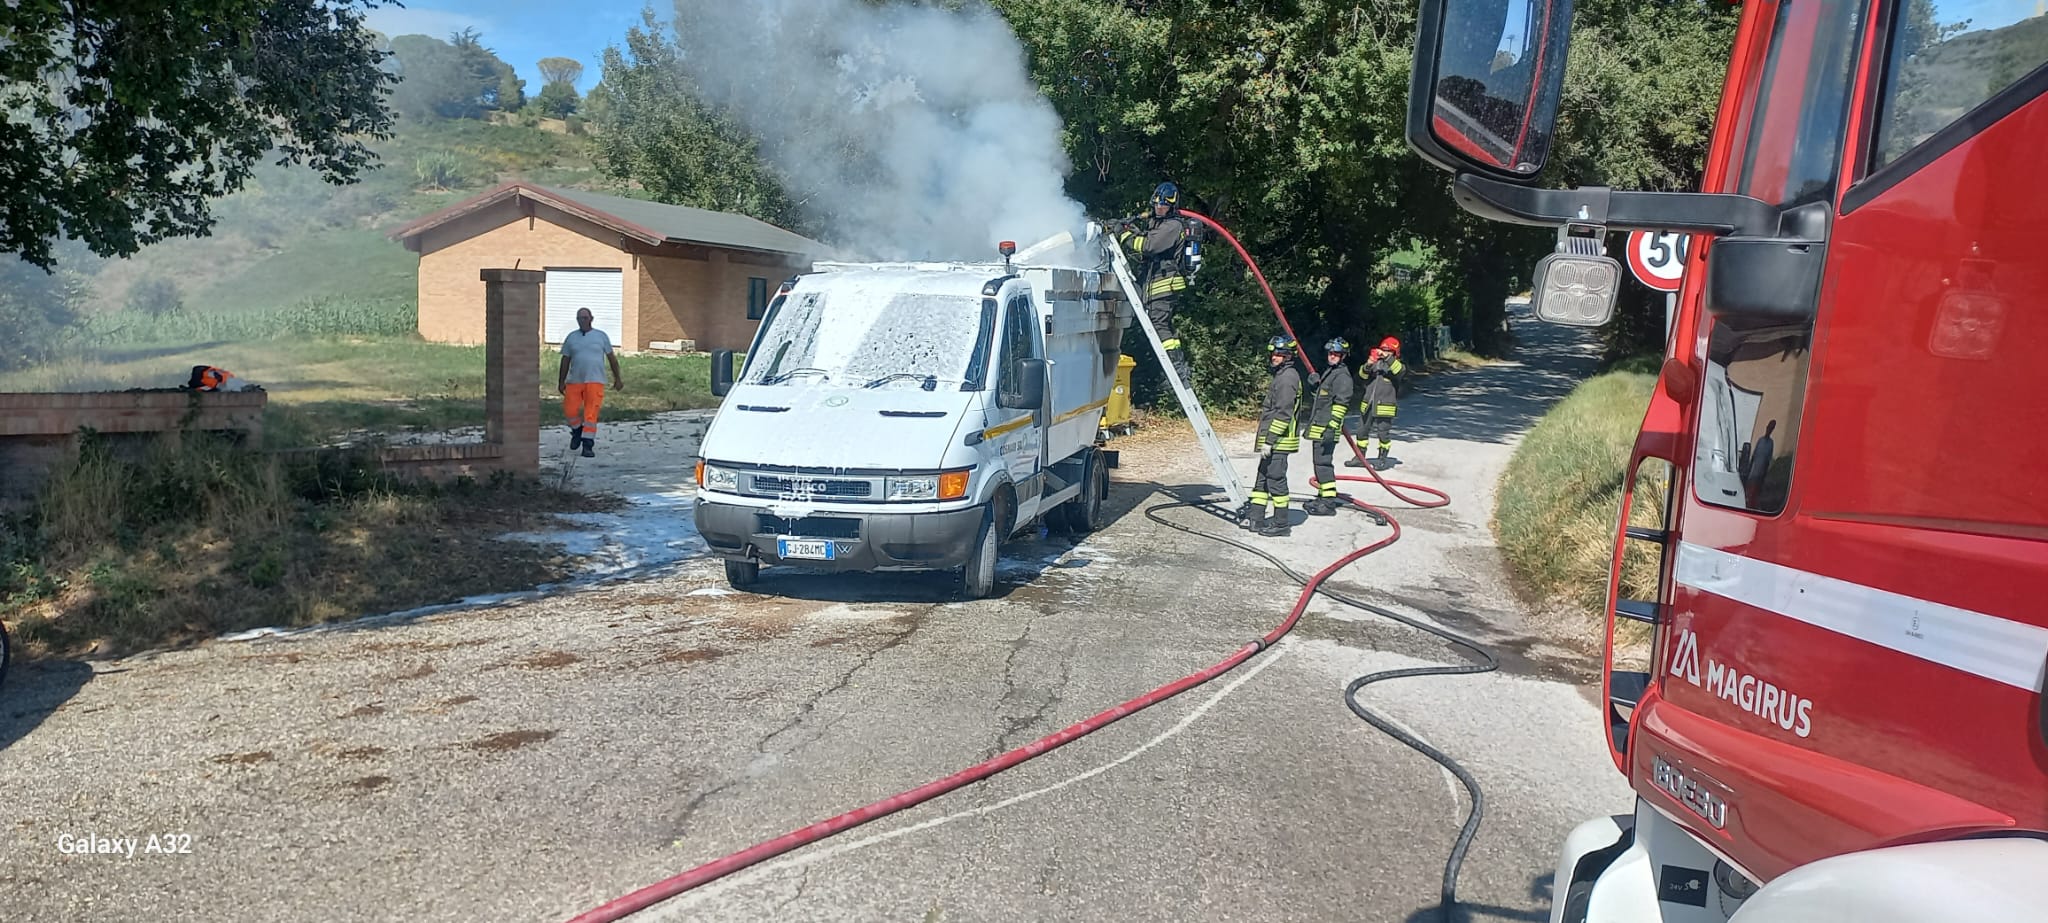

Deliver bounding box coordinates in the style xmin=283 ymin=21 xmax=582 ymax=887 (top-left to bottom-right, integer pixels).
xmin=702 ymin=384 xmax=975 ymax=470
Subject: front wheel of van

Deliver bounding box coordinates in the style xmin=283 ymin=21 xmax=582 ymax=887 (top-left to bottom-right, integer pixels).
xmin=724 ymin=558 xmax=760 ymax=590
xmin=961 ymin=512 xmax=999 ymax=600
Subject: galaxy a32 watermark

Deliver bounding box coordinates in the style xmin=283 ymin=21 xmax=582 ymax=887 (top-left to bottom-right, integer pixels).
xmin=56 ymin=833 xmax=194 ymax=857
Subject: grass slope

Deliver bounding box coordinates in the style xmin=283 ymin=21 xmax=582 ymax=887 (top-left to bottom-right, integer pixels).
xmin=1492 ymin=358 xmax=1668 ymax=637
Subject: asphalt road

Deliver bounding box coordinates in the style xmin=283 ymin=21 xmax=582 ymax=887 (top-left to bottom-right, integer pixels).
xmin=0 ymin=314 xmax=1631 ymax=923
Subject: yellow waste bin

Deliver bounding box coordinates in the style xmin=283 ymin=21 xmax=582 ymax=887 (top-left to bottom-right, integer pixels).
xmin=1102 ymin=354 xmax=1137 ymax=433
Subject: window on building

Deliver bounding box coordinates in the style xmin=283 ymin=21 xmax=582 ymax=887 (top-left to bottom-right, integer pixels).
xmin=1871 ymin=1 xmax=2048 ymax=171
xmin=747 ymin=277 xmax=769 ymax=320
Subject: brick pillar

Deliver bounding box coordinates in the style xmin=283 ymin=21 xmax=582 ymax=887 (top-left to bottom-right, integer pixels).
xmin=483 ymin=269 xmax=543 ymax=477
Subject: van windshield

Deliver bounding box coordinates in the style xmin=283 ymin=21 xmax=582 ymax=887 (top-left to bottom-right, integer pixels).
xmin=742 ymin=289 xmax=990 ymax=388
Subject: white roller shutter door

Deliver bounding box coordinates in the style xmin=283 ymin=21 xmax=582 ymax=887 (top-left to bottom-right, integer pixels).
xmin=544 ymin=269 xmax=625 ymax=345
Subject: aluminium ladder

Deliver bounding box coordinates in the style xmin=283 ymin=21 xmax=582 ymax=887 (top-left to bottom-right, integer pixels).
xmin=1102 ymin=229 xmax=1248 ymax=508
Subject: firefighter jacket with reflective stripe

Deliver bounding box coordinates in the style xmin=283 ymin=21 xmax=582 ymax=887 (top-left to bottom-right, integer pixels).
xmin=1257 ymin=363 xmax=1306 ymax=453
xmin=1307 ymin=364 xmax=1355 ymax=442
xmin=1362 ymin=356 xmax=1404 ymax=415
xmin=1118 ymin=214 xmax=1194 ymax=301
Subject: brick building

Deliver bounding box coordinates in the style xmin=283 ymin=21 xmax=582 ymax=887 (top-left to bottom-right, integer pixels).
xmin=390 ymin=183 xmax=830 ymax=352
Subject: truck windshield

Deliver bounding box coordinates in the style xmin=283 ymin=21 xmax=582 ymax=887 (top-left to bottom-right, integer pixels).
xmin=742 ymin=290 xmax=990 ymax=388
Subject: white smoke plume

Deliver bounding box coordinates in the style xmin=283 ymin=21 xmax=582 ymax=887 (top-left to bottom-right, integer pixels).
xmin=666 ymin=0 xmax=1090 ymax=263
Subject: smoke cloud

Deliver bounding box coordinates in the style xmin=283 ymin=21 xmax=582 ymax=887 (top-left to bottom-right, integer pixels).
xmin=667 ymin=0 xmax=1089 ymax=262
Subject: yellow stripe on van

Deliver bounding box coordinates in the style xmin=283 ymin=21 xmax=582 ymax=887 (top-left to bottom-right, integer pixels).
xmin=981 ymin=415 xmax=1034 ymax=440
xmin=1054 ymin=398 xmax=1111 ymax=425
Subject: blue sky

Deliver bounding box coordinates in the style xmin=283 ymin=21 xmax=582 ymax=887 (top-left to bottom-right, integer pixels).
xmin=365 ymin=0 xmax=655 ymax=93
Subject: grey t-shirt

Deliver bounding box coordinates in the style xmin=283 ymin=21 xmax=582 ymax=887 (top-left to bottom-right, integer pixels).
xmin=562 ymin=328 xmax=614 ymax=384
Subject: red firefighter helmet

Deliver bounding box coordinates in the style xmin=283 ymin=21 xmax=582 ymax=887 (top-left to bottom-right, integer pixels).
xmin=1379 ymin=336 xmax=1401 ymax=354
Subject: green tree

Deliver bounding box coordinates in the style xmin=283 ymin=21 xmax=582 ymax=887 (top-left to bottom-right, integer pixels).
xmin=1547 ymin=0 xmax=1742 ymax=361
xmin=538 ymin=82 xmax=582 ymax=118
xmin=389 ymin=30 xmax=524 ymax=121
xmin=588 ymin=10 xmax=801 ymax=228
xmin=0 ymin=242 xmax=93 ymax=371
xmin=450 ymin=29 xmax=526 ymax=113
xmin=538 ymin=57 xmax=585 ymax=87
xmin=537 ymin=56 xmax=585 ymax=117
xmin=0 ymin=0 xmax=396 ymax=271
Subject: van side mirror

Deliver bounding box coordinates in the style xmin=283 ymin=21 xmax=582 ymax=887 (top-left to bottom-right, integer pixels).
xmin=711 ymin=349 xmax=735 ymax=397
xmin=1407 ymin=0 xmax=1574 ymax=181
xmin=999 ymin=358 xmax=1048 ymax=410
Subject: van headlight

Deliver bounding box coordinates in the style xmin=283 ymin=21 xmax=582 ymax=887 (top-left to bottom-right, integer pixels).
xmin=699 ymin=463 xmax=739 ymax=493
xmin=886 ymin=469 xmax=970 ymax=501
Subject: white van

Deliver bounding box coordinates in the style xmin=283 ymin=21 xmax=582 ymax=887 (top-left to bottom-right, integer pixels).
xmin=692 ymin=242 xmax=1130 ymax=597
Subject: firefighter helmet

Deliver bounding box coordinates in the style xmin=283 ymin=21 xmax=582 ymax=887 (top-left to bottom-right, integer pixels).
xmin=1325 ymin=337 xmax=1351 ymax=357
xmin=1379 ymin=336 xmax=1400 ymax=354
xmin=1152 ymin=181 xmax=1180 ymax=209
xmin=1267 ymin=335 xmax=1298 ymax=356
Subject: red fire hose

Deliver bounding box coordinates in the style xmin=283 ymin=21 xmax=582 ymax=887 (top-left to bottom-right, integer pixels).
xmin=565 ymin=214 xmax=1485 ymax=923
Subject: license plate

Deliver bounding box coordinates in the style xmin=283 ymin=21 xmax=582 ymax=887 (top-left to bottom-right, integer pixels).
xmin=777 ymin=538 xmax=836 ymax=561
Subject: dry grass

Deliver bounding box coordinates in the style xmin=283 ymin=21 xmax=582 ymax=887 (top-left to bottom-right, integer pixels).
xmin=1428 ymin=346 xmax=1497 ymax=371
xmin=1492 ymin=366 xmax=1666 ymax=644
xmin=1 ymin=335 xmax=722 ymax=449
xmin=0 ymin=432 xmax=617 ymax=659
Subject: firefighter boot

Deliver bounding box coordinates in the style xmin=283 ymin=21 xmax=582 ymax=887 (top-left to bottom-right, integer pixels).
xmin=1240 ymin=502 xmax=1265 ymax=531
xmin=1259 ymin=506 xmax=1291 ymax=537
xmin=1305 ymin=497 xmax=1338 ymax=516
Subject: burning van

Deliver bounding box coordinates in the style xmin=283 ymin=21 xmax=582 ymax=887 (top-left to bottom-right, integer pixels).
xmin=693 ymin=229 xmax=1130 ymax=598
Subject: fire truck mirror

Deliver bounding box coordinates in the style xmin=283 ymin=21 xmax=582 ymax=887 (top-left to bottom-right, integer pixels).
xmin=1407 ymin=0 xmax=1574 ymax=180
xmin=1529 ymin=251 xmax=1620 ymax=328
xmin=1703 ymin=236 xmax=1827 ymax=324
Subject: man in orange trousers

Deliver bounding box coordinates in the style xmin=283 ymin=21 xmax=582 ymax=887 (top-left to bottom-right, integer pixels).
xmin=558 ymin=308 xmax=624 ymax=458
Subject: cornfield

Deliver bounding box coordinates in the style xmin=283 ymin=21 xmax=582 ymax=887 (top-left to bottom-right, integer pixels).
xmin=80 ymin=296 xmax=415 ymax=345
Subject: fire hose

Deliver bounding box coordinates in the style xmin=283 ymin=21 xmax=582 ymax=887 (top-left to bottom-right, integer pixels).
xmin=565 ymin=215 xmax=1498 ymax=923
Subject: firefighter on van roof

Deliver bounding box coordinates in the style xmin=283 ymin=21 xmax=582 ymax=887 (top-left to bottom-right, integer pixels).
xmin=1243 ymin=334 xmax=1305 ymax=537
xmin=1348 ymin=336 xmax=1405 ymax=470
xmin=1116 ymin=181 xmax=1203 ymax=390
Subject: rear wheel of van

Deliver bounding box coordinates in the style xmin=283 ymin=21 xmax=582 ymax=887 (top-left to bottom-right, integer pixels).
xmin=724 ymin=558 xmax=760 ymax=590
xmin=1057 ymin=451 xmax=1108 ymax=535
xmin=961 ymin=512 xmax=999 ymax=600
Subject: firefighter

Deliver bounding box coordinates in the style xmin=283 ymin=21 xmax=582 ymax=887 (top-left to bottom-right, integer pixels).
xmin=1304 ymin=337 xmax=1355 ymax=516
xmin=1348 ymin=336 xmax=1406 ymax=469
xmin=1116 ymin=181 xmax=1201 ymax=390
xmin=1240 ymin=335 xmax=1304 ymax=537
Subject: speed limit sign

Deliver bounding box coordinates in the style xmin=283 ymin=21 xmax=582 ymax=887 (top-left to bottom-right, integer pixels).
xmin=1626 ymin=230 xmax=1689 ymax=292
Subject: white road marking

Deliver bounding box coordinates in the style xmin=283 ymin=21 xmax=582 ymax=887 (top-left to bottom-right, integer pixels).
xmin=643 ymin=639 xmax=1297 ymax=916
xmin=1369 ymin=710 xmax=1465 ymax=825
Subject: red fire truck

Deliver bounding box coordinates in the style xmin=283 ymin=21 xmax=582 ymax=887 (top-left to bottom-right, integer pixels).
xmin=1405 ymin=0 xmax=2048 ymax=919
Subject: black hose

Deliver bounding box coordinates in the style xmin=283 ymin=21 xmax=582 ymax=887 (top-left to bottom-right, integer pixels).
xmin=1145 ymin=495 xmax=1497 ymax=923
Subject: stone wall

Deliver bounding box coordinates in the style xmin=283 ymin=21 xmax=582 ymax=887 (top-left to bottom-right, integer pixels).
xmin=0 ymin=390 xmax=267 ymax=504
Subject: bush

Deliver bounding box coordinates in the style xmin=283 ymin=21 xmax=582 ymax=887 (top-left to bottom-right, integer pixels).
xmin=125 ymin=277 xmax=184 ymax=318
xmin=1493 ymin=367 xmax=1665 ymax=625
xmin=413 ymin=151 xmax=469 ymax=191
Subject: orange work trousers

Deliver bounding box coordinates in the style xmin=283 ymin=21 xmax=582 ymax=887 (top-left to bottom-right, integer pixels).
xmin=564 ymin=382 xmax=606 ymax=438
